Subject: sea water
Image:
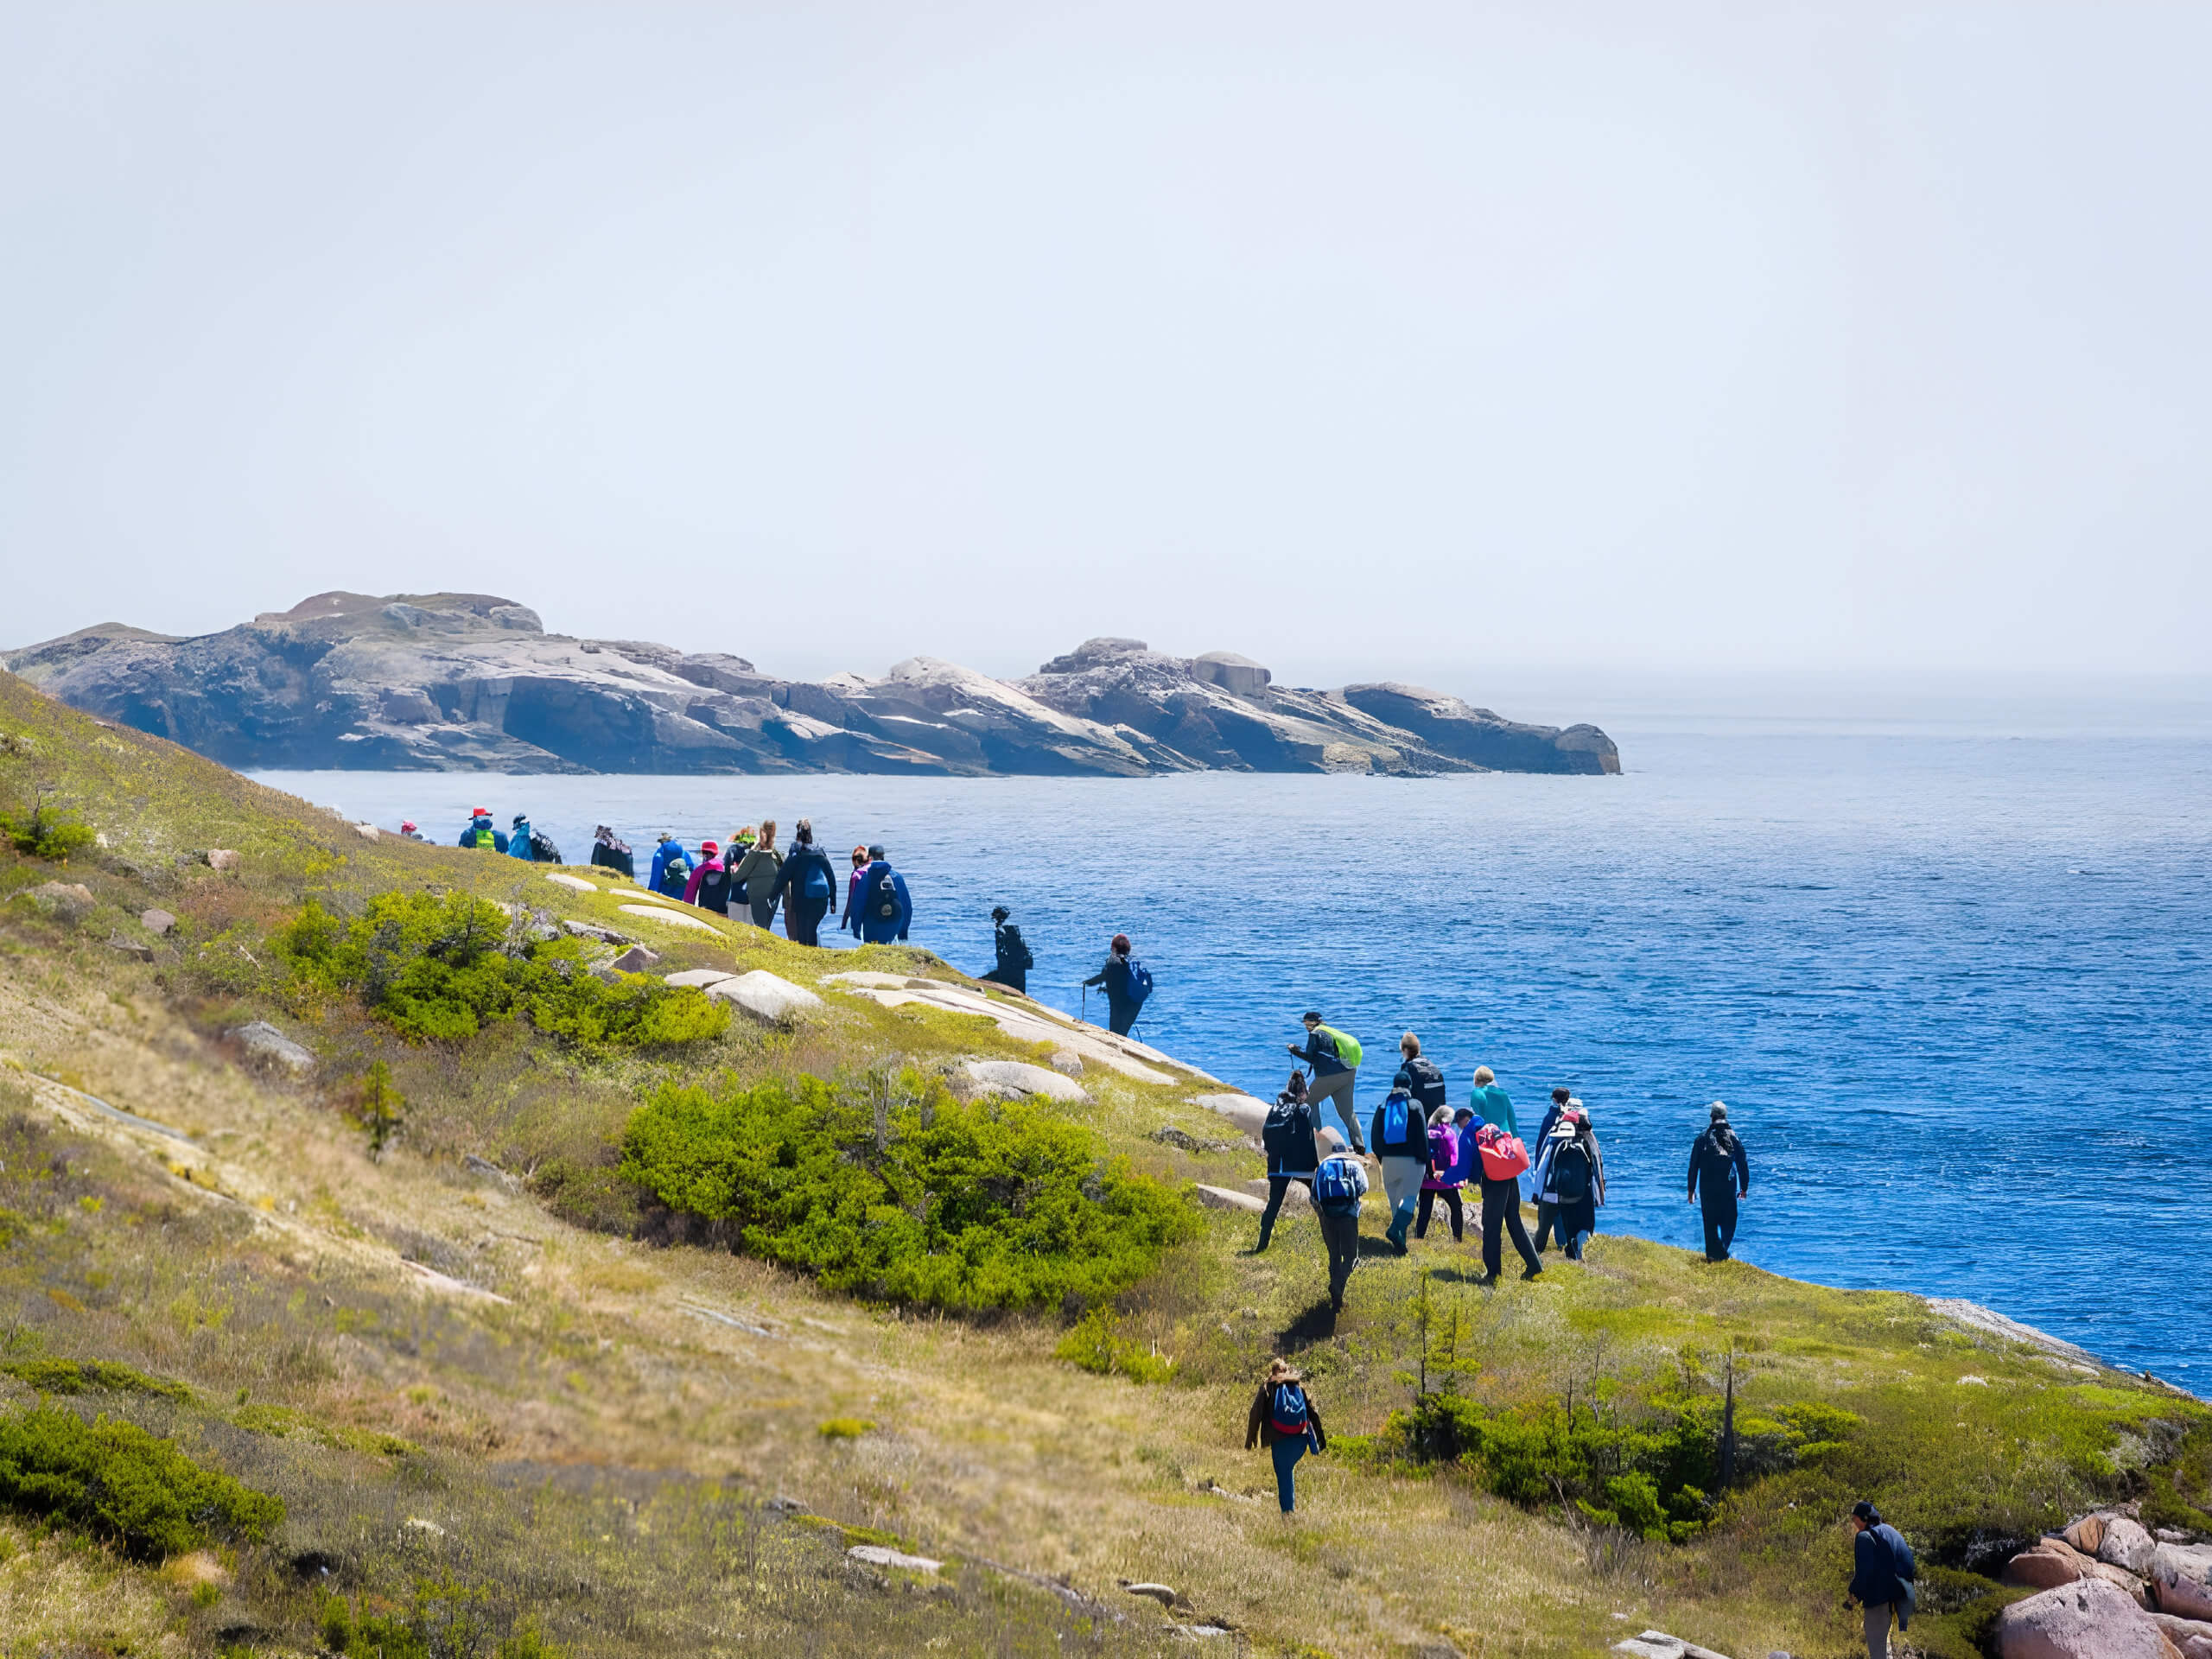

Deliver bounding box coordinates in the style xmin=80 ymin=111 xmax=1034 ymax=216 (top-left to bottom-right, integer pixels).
xmin=252 ymin=702 xmax=2212 ymax=1377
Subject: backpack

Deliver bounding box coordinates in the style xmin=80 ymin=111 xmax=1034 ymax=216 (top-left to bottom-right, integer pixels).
xmin=1551 ymin=1138 xmax=1592 ymax=1203
xmin=661 ymin=857 xmax=690 ymax=896
xmin=1262 ymin=1096 xmax=1317 ymax=1168
xmin=529 ymin=830 xmax=562 ymax=864
xmin=871 ymin=868 xmax=901 ymax=921
xmin=1401 ymin=1056 xmax=1446 ymax=1111
xmin=1476 ymin=1125 xmax=1532 ymax=1180
xmin=802 ymin=856 xmax=832 ymax=903
xmin=1269 ymin=1381 xmax=1310 ymax=1436
xmin=1124 ymin=958 xmax=1153 ymax=1006
xmin=1000 ymin=926 xmax=1035 ymax=972
xmin=1318 ymin=1025 xmax=1363 ymax=1069
xmin=1313 ymin=1156 xmax=1360 ymax=1209
xmin=1379 ymin=1092 xmax=1414 ymax=1149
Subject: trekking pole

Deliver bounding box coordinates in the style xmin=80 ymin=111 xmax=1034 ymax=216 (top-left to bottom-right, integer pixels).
xmin=1080 ymin=986 xmax=1088 ymax=1026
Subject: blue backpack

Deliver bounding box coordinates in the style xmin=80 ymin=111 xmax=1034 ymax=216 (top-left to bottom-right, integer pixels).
xmin=1124 ymin=958 xmax=1154 ymax=1006
xmin=1314 ymin=1156 xmax=1359 ymax=1209
xmin=802 ymin=858 xmax=832 ymax=902
xmin=1380 ymin=1091 xmax=1413 ymax=1148
xmin=1270 ymin=1381 xmax=1309 ymax=1436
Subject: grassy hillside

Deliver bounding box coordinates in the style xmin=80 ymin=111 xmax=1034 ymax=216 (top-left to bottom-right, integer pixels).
xmin=1 ymin=669 xmax=2205 ymax=1658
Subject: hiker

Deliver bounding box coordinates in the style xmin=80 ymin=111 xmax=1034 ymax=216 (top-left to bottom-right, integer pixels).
xmin=1846 ymin=1501 xmax=1917 ymax=1658
xmin=459 ymin=809 xmax=507 ymax=852
xmin=1082 ymin=934 xmax=1149 ymax=1036
xmin=1368 ymin=1081 xmax=1433 ymax=1253
xmin=1534 ymin=1107 xmax=1605 ymax=1261
xmin=647 ymin=833 xmax=689 ymax=894
xmin=849 ymin=845 xmax=912 ymax=944
xmin=1255 ymin=1071 xmax=1320 ymax=1253
xmin=1529 ymin=1087 xmax=1572 ymax=1249
xmin=588 ymin=824 xmax=634 ymax=879
xmin=1470 ymin=1065 xmax=1516 ymax=1135
xmin=843 ymin=845 xmax=871 ymax=927
xmin=726 ymin=828 xmax=758 ymax=912
xmin=1414 ymin=1106 xmax=1465 ymax=1242
xmin=771 ymin=819 xmax=838 ymax=946
xmin=1313 ymin=1144 xmax=1370 ymax=1311
xmin=1687 ymin=1101 xmax=1752 ymax=1262
xmin=506 ymin=814 xmax=536 ymax=861
xmin=682 ymin=840 xmax=730 ymax=912
xmin=398 ymin=819 xmax=424 ymax=842
xmin=732 ymin=820 xmax=784 ymax=931
xmin=977 ymin=906 xmax=1035 ymax=994
xmin=655 ymin=843 xmax=692 ymax=899
xmin=1287 ymin=1014 xmax=1365 ymax=1155
xmin=1394 ymin=1033 xmax=1447 ymax=1116
xmin=1244 ymin=1359 xmax=1328 ymax=1514
xmin=1471 ymin=1121 xmax=1541 ymax=1285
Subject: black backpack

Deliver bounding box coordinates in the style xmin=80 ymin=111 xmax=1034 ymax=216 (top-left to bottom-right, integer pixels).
xmin=871 ymin=868 xmax=900 ymax=921
xmin=999 ymin=925 xmax=1034 ymax=972
xmin=1262 ymin=1096 xmax=1318 ymax=1169
xmin=1552 ymin=1139 xmax=1592 ymax=1204
xmin=529 ymin=830 xmax=562 ymax=864
xmin=1401 ymin=1057 xmax=1446 ymax=1112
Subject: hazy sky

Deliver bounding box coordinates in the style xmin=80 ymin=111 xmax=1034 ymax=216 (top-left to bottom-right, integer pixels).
xmin=4 ymin=3 xmax=2208 ymax=688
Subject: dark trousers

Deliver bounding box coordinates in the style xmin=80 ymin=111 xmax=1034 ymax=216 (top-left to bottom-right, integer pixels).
xmin=1255 ymin=1176 xmax=1313 ymax=1249
xmin=1480 ymin=1178 xmax=1540 ymax=1279
xmin=785 ymin=897 xmax=828 ymax=947
xmin=1557 ymin=1198 xmax=1595 ymax=1260
xmin=1533 ymin=1200 xmax=1557 ymax=1252
xmin=979 ymin=966 xmax=1027 ymax=994
xmin=1106 ymin=997 xmax=1137 ymax=1036
xmin=1270 ymin=1435 xmax=1306 ymax=1512
xmin=748 ymin=895 xmax=780 ymax=931
xmin=1414 ymin=1187 xmax=1464 ymax=1241
xmin=1701 ymin=1194 xmax=1738 ymax=1262
xmin=1319 ymin=1209 xmax=1361 ymax=1307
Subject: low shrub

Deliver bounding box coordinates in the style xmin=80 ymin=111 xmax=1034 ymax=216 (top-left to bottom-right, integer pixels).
xmin=1057 ymin=1306 xmax=1176 ymax=1383
xmin=0 ymin=1358 xmax=192 ymax=1402
xmin=0 ymin=1405 xmax=283 ymax=1558
xmin=274 ymin=893 xmax=726 ymax=1050
xmin=818 ymin=1417 xmax=875 ymax=1440
xmin=321 ymin=1582 xmax=567 ymax=1659
xmin=620 ymin=1072 xmax=1197 ymax=1312
xmin=0 ymin=793 xmax=98 ymax=861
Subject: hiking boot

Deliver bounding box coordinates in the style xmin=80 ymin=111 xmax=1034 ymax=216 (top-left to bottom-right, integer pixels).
xmin=1520 ymin=1263 xmax=1543 ymax=1281
xmin=1473 ymin=1272 xmax=1499 ymax=1288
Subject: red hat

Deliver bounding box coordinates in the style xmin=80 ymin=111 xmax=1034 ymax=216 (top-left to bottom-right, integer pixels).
xmin=400 ymin=821 xmax=416 ymax=833
xmin=470 ymin=807 xmax=489 ymax=817
xmin=701 ymin=839 xmax=719 ymax=855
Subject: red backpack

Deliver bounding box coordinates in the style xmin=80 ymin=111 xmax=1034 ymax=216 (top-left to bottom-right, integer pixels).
xmin=1475 ymin=1123 xmax=1532 ymax=1180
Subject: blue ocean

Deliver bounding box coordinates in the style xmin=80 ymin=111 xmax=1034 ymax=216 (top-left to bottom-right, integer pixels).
xmin=253 ymin=686 xmax=2212 ymax=1380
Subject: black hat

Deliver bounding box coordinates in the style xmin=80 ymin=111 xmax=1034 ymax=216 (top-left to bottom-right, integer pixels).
xmin=1302 ymin=1010 xmax=1322 ymax=1022
xmin=1852 ymin=1500 xmax=1881 ymax=1524
xmin=991 ymin=906 xmax=1010 ymax=922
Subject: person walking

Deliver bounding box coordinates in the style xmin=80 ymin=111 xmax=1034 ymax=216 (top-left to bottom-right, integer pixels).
xmin=977 ymin=906 xmax=1034 ymax=993
xmin=848 ymin=845 xmax=913 ymax=944
xmin=1537 ymin=1108 xmax=1605 ymax=1261
xmin=771 ymin=819 xmax=838 ymax=946
xmin=1082 ymin=934 xmax=1148 ymax=1035
xmin=682 ymin=840 xmax=730 ymax=912
xmin=588 ymin=824 xmax=634 ymax=879
xmin=1529 ymin=1088 xmax=1572 ymax=1251
xmin=1255 ymin=1071 xmax=1322 ymax=1252
xmin=1471 ymin=1122 xmax=1541 ymax=1285
xmin=732 ymin=821 xmax=784 ymax=931
xmin=1244 ymin=1359 xmax=1327 ymax=1514
xmin=1287 ymin=1014 xmax=1365 ymax=1155
xmin=1368 ymin=1082 xmax=1433 ymax=1253
xmin=1688 ymin=1101 xmax=1752 ymax=1262
xmin=1470 ymin=1065 xmax=1516 ymax=1135
xmin=842 ymin=844 xmax=870 ymax=931
xmin=1846 ymin=1501 xmax=1917 ymax=1658
xmin=1394 ymin=1033 xmax=1447 ymax=1116
xmin=1414 ymin=1107 xmax=1465 ymax=1242
xmin=1312 ymin=1145 xmax=1369 ymax=1312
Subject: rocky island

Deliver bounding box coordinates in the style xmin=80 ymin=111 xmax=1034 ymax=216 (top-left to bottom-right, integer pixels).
xmin=3 ymin=589 xmax=1619 ymax=778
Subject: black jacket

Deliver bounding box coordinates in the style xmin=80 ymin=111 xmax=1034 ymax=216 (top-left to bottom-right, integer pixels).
xmin=1688 ymin=1127 xmax=1751 ymax=1202
xmin=772 ymin=842 xmax=839 ymax=911
xmin=1263 ymin=1093 xmax=1320 ymax=1175
xmin=1370 ymin=1093 xmax=1433 ymax=1162
xmin=994 ymin=923 xmax=1034 ymax=975
xmin=1393 ymin=1056 xmax=1447 ymax=1113
xmin=1849 ymin=1522 xmax=1914 ymax=1608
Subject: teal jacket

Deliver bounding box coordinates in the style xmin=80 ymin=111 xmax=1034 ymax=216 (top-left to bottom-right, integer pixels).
xmin=1474 ymin=1084 xmax=1516 ymax=1136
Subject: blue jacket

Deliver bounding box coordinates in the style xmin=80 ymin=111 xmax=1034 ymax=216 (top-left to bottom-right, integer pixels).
xmin=459 ymin=818 xmax=508 ymax=853
xmin=849 ymin=861 xmax=912 ymax=943
xmin=1445 ymin=1120 xmax=1482 ymax=1185
xmin=507 ymin=820 xmax=536 ymax=861
xmin=1294 ymin=1028 xmax=1355 ymax=1077
xmin=648 ymin=840 xmax=691 ymax=893
xmin=1849 ymin=1522 xmax=1914 ymax=1613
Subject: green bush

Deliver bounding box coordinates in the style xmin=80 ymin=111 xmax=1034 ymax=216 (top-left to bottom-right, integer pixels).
xmin=620 ymin=1072 xmax=1197 ymax=1312
xmin=1057 ymin=1306 xmax=1175 ymax=1383
xmin=0 ymin=1358 xmax=192 ymax=1402
xmin=0 ymin=794 xmax=97 ymax=861
xmin=319 ymin=1580 xmax=565 ymax=1659
xmin=0 ymin=1405 xmax=283 ymax=1559
xmin=275 ymin=893 xmax=726 ymax=1050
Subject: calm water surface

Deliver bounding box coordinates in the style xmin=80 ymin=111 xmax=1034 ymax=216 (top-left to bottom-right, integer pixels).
xmin=256 ymin=721 xmax=2212 ymax=1378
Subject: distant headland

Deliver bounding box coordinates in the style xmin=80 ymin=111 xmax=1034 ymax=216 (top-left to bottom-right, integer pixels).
xmin=2 ymin=591 xmax=1620 ymax=779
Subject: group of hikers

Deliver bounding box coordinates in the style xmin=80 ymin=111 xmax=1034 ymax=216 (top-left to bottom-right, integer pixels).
xmin=1257 ymin=1013 xmax=1755 ymax=1317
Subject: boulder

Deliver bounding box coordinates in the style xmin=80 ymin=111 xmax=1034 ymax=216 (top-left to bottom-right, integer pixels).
xmin=351 ymin=822 xmax=379 ymax=841
xmin=106 ymin=933 xmax=155 ymax=962
xmin=2068 ymin=1516 xmax=2110 ymax=1556
xmin=962 ymin=1060 xmax=1088 ymax=1103
xmin=847 ymin=1544 xmax=942 ymax=1573
xmin=2007 ymin=1543 xmax=2090 ymax=1590
xmin=560 ymin=918 xmax=626 ymax=944
xmin=619 ymin=904 xmax=719 ymax=932
xmin=206 ymin=849 xmax=239 ymax=870
xmin=21 ymin=880 xmax=95 ymax=923
xmin=664 ymin=968 xmax=737 ymax=989
xmin=2152 ymin=1544 xmax=2212 ymax=1620
xmin=141 ymin=908 xmax=176 ymax=936
xmin=1192 ymin=1093 xmax=1270 ymax=1140
xmin=1049 ymin=1049 xmax=1084 ymax=1077
xmin=705 ymin=970 xmax=824 ymax=1025
xmin=227 ymin=1020 xmax=315 ymax=1076
xmin=543 ymin=872 xmax=594 ymax=893
xmin=606 ymin=945 xmax=661 ymax=974
xmin=2103 ymin=1518 xmax=2160 ymax=1576
xmin=1610 ymin=1636 xmax=1732 ymax=1659
xmin=1192 ymin=1185 xmax=1268 ymax=1214
xmin=1189 ymin=652 xmax=1271 ymax=699
xmin=1993 ymin=1579 xmax=2176 ymax=1657
xmin=1122 ymin=1583 xmax=1179 ymax=1607
xmin=1248 ymin=1179 xmax=1309 ymax=1210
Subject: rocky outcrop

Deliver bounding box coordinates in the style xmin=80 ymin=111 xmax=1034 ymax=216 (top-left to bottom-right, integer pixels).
xmin=1993 ymin=1578 xmax=2178 ymax=1657
xmin=4 ymin=596 xmax=1618 ymax=779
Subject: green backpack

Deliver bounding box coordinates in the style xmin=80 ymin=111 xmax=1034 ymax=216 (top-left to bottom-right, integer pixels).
xmin=1319 ymin=1025 xmax=1363 ymax=1068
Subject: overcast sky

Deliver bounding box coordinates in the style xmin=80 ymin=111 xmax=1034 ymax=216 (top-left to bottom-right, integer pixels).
xmin=4 ymin=3 xmax=2208 ymax=690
